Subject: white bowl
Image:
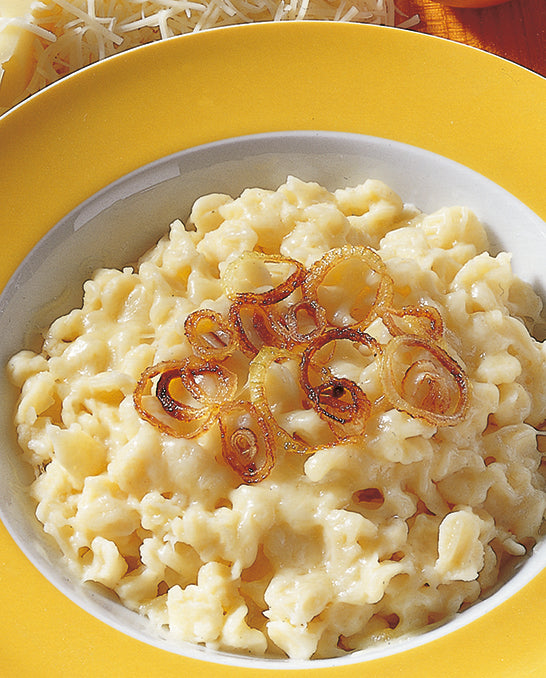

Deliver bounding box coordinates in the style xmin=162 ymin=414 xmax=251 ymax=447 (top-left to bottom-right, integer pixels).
xmin=1 ymin=131 xmax=545 ymax=670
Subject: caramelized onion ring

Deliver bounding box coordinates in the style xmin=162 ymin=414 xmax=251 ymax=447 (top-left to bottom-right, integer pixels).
xmin=222 ymin=252 xmax=306 ymax=305
xmin=315 ymin=378 xmax=372 ymax=439
xmin=218 ymin=400 xmax=275 ymax=483
xmin=300 ymin=327 xmax=380 ymax=433
xmin=184 ymin=309 xmax=237 ymax=360
xmin=302 ymin=245 xmax=394 ymax=328
xmin=314 ymin=378 xmax=370 ymax=425
xmin=231 ymin=297 xmax=328 ymax=356
xmin=174 ymin=356 xmax=238 ymax=405
xmin=381 ymin=304 xmax=443 ymax=341
xmin=134 ymin=360 xmax=211 ymax=437
xmin=248 ymin=346 xmax=309 ymax=454
xmin=229 ymin=302 xmax=285 ymax=357
xmin=381 ymin=335 xmax=469 ymax=426
xmin=134 ymin=358 xmax=237 ymax=438
xmin=280 ymin=299 xmax=327 ymax=346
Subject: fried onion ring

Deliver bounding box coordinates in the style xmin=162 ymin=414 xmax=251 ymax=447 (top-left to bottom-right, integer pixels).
xmin=134 ymin=358 xmax=237 ymax=438
xmin=222 ymin=252 xmax=306 ymax=305
xmin=218 ymin=400 xmax=275 ymax=483
xmin=302 ymin=245 xmax=394 ymax=328
xmin=184 ymin=309 xmax=237 ymax=360
xmin=248 ymin=346 xmax=309 ymax=455
xmin=300 ymin=327 xmax=380 ymax=435
xmin=279 ymin=299 xmax=327 ymax=346
xmin=381 ymin=304 xmax=444 ymax=341
xmin=229 ymin=302 xmax=286 ymax=357
xmin=381 ymin=335 xmax=469 ymax=426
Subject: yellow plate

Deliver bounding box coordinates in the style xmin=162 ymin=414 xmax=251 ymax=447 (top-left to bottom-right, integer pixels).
xmin=0 ymin=21 xmax=545 ymax=678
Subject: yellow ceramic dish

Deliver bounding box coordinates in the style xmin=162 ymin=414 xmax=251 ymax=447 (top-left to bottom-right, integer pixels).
xmin=0 ymin=21 xmax=545 ymax=678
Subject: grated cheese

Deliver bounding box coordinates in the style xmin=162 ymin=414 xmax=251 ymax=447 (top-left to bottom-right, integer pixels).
xmin=0 ymin=0 xmax=419 ymax=113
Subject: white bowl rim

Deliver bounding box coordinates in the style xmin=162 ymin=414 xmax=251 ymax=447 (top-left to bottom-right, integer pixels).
xmin=1 ymin=130 xmax=545 ymax=670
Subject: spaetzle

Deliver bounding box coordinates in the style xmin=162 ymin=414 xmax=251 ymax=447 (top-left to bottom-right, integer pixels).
xmin=8 ymin=176 xmax=546 ymax=659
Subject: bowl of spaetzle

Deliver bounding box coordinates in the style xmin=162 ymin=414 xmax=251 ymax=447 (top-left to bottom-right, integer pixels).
xmin=2 ymin=129 xmax=546 ymax=669
xmin=1 ymin=20 xmax=546 ymax=678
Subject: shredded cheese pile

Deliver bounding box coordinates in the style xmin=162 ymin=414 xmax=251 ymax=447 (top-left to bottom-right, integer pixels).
xmin=0 ymin=0 xmax=418 ymax=113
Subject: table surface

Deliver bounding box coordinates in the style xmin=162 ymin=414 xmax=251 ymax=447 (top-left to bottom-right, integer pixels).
xmin=399 ymin=0 xmax=545 ymax=77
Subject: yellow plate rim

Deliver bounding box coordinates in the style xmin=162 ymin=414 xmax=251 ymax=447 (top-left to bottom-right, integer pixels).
xmin=1 ymin=21 xmax=545 ymax=678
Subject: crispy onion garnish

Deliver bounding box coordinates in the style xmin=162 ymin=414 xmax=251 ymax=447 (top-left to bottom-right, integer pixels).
xmin=315 ymin=378 xmax=372 ymax=439
xmin=248 ymin=346 xmax=310 ymax=455
xmin=381 ymin=304 xmax=444 ymax=341
xmin=222 ymin=252 xmax=306 ymax=305
xmin=230 ymin=298 xmax=328 ymax=357
xmin=134 ymin=245 xmax=470 ymax=481
xmin=184 ymin=309 xmax=237 ymax=361
xmin=133 ymin=358 xmax=237 ymax=438
xmin=300 ymin=327 xmax=380 ymax=436
xmin=381 ymin=335 xmax=469 ymax=426
xmin=280 ymin=299 xmax=327 ymax=346
xmin=218 ymin=400 xmax=275 ymax=483
xmin=229 ymin=302 xmax=286 ymax=357
xmin=314 ymin=378 xmax=370 ymax=425
xmin=173 ymin=356 xmax=238 ymax=405
xmin=302 ymin=245 xmax=394 ymax=328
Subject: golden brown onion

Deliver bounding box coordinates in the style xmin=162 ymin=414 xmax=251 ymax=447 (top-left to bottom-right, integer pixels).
xmin=315 ymin=378 xmax=372 ymax=439
xmin=248 ymin=346 xmax=309 ymax=454
xmin=280 ymin=299 xmax=327 ymax=346
xmin=184 ymin=309 xmax=237 ymax=360
xmin=381 ymin=304 xmax=443 ymax=341
xmin=300 ymin=327 xmax=380 ymax=435
xmin=302 ymin=245 xmax=394 ymax=328
xmin=229 ymin=302 xmax=286 ymax=357
xmin=134 ymin=360 xmax=211 ymax=437
xmin=222 ymin=252 xmax=306 ymax=305
xmin=314 ymin=378 xmax=369 ymax=424
xmin=231 ymin=297 xmax=327 ymax=357
xmin=134 ymin=243 xmax=469 ymax=481
xmin=218 ymin=400 xmax=275 ymax=483
xmin=133 ymin=357 xmax=237 ymax=438
xmin=381 ymin=335 xmax=469 ymax=426
xmin=176 ymin=355 xmax=238 ymax=405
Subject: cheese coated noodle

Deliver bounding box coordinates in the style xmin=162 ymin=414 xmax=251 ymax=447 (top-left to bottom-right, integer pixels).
xmin=8 ymin=177 xmax=546 ymax=659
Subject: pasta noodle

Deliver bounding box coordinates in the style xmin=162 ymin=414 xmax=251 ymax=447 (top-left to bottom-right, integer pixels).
xmin=8 ymin=176 xmax=546 ymax=660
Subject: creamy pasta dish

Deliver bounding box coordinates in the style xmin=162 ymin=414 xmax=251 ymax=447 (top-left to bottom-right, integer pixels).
xmin=8 ymin=176 xmax=546 ymax=660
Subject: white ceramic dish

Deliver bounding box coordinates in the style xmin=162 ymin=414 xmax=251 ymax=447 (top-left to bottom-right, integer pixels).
xmin=1 ymin=131 xmax=545 ymax=670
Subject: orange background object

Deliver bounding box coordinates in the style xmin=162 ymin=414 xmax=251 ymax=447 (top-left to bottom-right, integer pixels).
xmin=398 ymin=0 xmax=546 ymax=76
